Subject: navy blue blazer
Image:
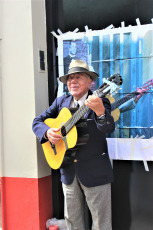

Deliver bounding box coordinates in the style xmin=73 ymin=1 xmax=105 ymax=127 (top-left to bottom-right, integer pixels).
xmin=32 ymin=92 xmax=115 ymax=187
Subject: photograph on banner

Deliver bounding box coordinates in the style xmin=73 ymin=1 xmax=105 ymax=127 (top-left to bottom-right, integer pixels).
xmin=57 ymin=25 xmax=153 ymax=160
xmin=63 ymin=39 xmax=89 ymax=94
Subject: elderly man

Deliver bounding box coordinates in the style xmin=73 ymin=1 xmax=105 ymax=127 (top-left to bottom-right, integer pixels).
xmin=32 ymin=59 xmax=115 ymax=230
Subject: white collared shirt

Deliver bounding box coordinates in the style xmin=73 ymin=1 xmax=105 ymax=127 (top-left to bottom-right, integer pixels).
xmin=71 ymin=92 xmax=88 ymax=108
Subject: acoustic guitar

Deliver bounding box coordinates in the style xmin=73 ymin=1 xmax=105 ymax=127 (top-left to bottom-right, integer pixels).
xmin=42 ymin=73 xmax=122 ymax=169
xmin=107 ymin=78 xmax=153 ymax=122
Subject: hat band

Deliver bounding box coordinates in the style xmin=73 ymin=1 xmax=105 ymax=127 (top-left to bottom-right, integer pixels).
xmin=68 ymin=67 xmax=89 ymax=75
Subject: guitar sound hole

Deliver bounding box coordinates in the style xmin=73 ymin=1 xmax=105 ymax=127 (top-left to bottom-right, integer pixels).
xmin=61 ymin=126 xmax=66 ymax=137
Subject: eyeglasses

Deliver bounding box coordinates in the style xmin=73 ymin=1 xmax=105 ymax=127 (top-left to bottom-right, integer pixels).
xmin=67 ymin=74 xmax=90 ymax=83
xmin=67 ymin=75 xmax=82 ymax=82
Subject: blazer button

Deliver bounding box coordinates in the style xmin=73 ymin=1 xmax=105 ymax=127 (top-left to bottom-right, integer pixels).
xmin=74 ymin=159 xmax=78 ymax=163
xmin=107 ymin=121 xmax=110 ymax=124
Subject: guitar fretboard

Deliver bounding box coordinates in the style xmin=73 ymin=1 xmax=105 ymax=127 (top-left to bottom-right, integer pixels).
xmin=111 ymin=91 xmax=138 ymax=111
xmin=65 ymin=104 xmax=89 ymax=133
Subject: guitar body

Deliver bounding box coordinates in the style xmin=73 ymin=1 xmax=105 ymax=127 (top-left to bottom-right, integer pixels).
xmin=106 ymin=95 xmax=120 ymax=122
xmin=42 ymin=108 xmax=78 ymax=169
xmin=60 ymin=109 xmax=89 ymax=168
xmin=111 ymin=109 xmax=120 ymax=122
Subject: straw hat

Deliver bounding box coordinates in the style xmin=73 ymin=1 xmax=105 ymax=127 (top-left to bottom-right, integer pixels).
xmin=59 ymin=59 xmax=98 ymax=84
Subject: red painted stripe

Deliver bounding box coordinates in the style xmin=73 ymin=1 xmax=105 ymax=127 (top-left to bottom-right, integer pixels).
xmin=1 ymin=176 xmax=52 ymax=230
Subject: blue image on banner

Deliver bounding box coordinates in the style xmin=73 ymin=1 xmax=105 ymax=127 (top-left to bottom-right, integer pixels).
xmin=60 ymin=28 xmax=153 ymax=139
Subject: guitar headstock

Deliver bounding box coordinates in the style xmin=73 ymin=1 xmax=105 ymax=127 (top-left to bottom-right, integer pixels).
xmin=142 ymin=78 xmax=153 ymax=91
xmin=107 ymin=73 xmax=123 ymax=87
xmin=95 ymin=73 xmax=123 ymax=98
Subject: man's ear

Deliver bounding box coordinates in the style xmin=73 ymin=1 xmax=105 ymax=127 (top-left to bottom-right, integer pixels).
xmin=89 ymin=78 xmax=92 ymax=85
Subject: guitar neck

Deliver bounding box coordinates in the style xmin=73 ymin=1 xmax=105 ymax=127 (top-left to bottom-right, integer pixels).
xmin=65 ymin=104 xmax=89 ymax=134
xmin=111 ymin=91 xmax=138 ymax=111
xmin=65 ymin=84 xmax=113 ymax=134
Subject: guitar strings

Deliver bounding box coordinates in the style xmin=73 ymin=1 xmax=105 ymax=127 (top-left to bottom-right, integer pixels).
xmin=63 ymin=104 xmax=89 ymax=135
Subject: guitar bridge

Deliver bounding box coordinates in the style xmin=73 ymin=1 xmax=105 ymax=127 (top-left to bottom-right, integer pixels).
xmin=63 ymin=136 xmax=68 ymax=150
xmin=60 ymin=125 xmax=68 ymax=150
xmin=50 ymin=142 xmax=57 ymax=155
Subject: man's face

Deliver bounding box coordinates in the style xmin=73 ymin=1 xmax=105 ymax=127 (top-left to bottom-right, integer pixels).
xmin=69 ymin=42 xmax=77 ymax=55
xmin=67 ymin=73 xmax=92 ymax=100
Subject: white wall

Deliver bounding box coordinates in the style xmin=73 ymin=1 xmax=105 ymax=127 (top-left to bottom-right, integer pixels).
xmin=0 ymin=0 xmax=51 ymax=178
xmin=0 ymin=2 xmax=3 ymax=176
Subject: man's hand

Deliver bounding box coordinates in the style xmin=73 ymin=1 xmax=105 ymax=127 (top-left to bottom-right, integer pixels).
xmin=85 ymin=95 xmax=105 ymax=117
xmin=46 ymin=127 xmax=62 ymax=145
xmin=134 ymin=87 xmax=147 ymax=103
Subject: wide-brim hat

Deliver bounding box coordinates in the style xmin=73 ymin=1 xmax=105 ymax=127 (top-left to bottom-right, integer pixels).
xmin=59 ymin=59 xmax=99 ymax=84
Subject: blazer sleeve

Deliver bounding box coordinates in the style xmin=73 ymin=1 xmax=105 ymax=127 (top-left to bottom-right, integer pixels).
xmin=119 ymin=98 xmax=136 ymax=113
xmin=95 ymin=97 xmax=115 ymax=134
xmin=32 ymin=98 xmax=59 ymax=144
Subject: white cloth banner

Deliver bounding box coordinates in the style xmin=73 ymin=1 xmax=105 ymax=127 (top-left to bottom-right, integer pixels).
xmin=107 ymin=138 xmax=153 ymax=161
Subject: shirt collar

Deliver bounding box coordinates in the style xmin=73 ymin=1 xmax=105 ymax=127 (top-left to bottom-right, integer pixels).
xmin=69 ymin=53 xmax=75 ymax=58
xmin=74 ymin=92 xmax=88 ymax=107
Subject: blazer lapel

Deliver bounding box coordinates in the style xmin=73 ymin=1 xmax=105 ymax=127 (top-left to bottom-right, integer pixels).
xmin=84 ymin=90 xmax=93 ymax=118
xmin=60 ymin=95 xmax=73 ymax=109
xmin=59 ymin=90 xmax=93 ymax=118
